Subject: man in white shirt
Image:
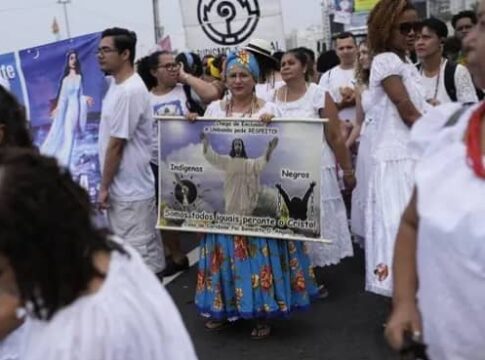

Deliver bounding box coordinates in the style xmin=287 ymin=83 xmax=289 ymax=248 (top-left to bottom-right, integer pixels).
xmin=318 ymin=32 xmax=358 ymax=140
xmin=415 ymin=17 xmax=478 ymax=105
xmin=97 ymin=27 xmax=164 ymax=275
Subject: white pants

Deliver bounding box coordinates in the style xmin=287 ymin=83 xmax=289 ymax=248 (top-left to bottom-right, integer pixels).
xmin=107 ymin=197 xmax=165 ymax=273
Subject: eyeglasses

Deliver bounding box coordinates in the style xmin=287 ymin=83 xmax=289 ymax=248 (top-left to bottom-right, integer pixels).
xmin=396 ymin=21 xmax=422 ymax=35
xmin=96 ymin=47 xmax=118 ymax=56
xmin=158 ymin=63 xmax=180 ymax=70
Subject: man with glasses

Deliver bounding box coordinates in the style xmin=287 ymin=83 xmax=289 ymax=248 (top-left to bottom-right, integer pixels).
xmin=97 ymin=27 xmax=165 ymax=277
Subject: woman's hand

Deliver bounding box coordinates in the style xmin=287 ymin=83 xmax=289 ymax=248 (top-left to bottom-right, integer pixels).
xmin=178 ymin=62 xmax=190 ymax=84
xmin=260 ymin=113 xmax=274 ymax=124
xmin=343 ymin=172 xmax=356 ymax=191
xmin=186 ymin=112 xmax=198 ymax=122
xmin=385 ymin=301 xmax=423 ymax=351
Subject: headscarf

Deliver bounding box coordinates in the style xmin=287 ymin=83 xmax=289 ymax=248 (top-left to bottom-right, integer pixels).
xmin=207 ymin=58 xmax=221 ymax=80
xmin=225 ymin=50 xmax=260 ymax=81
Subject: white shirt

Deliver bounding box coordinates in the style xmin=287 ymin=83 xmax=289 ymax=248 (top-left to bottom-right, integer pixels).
xmin=21 ymin=245 xmax=198 ymax=360
xmin=150 ymin=84 xmax=189 ymax=165
xmin=99 ymin=74 xmax=154 ymax=201
xmin=411 ymin=103 xmax=485 ymax=360
xmin=420 ymin=59 xmax=478 ymax=104
xmin=318 ymin=65 xmax=356 ymax=123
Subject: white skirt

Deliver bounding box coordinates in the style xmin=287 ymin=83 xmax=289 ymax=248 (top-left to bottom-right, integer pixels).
xmin=350 ymin=121 xmax=377 ymax=245
xmin=307 ymin=144 xmax=353 ymax=267
xmin=365 ymin=154 xmax=415 ymax=296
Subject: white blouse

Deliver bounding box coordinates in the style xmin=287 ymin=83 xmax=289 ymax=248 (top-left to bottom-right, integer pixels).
xmin=21 ymin=245 xmax=198 ymax=360
xmin=411 ymin=103 xmax=485 ymax=360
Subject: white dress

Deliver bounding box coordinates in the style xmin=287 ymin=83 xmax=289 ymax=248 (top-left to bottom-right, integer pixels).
xmin=411 ymin=103 xmax=485 ymax=360
xmin=21 ymin=245 xmax=197 ymax=360
xmin=0 ymin=322 xmax=29 ymax=360
xmin=350 ymin=88 xmax=378 ymax=245
xmin=40 ymin=75 xmax=88 ymax=169
xmin=365 ymin=53 xmax=429 ymax=296
xmin=275 ymin=83 xmax=353 ymax=266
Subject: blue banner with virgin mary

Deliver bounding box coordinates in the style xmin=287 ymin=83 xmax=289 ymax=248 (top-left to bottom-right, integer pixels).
xmin=19 ymin=33 xmax=105 ymax=202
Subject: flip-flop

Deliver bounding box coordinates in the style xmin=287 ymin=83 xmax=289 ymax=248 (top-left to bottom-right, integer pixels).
xmin=250 ymin=323 xmax=271 ymax=340
xmin=204 ymin=320 xmax=232 ymax=331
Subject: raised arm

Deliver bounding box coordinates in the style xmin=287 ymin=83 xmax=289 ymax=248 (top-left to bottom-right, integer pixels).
xmin=179 ymin=64 xmax=224 ymax=104
xmin=302 ymin=181 xmax=316 ymax=205
xmin=265 ymin=137 xmax=279 ymax=161
xmin=276 ymin=184 xmax=291 ymax=208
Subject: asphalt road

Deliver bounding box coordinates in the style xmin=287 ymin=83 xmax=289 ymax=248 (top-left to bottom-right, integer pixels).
xmin=166 ymin=240 xmax=397 ymax=360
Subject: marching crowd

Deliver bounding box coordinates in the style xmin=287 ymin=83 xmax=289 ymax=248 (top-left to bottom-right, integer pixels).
xmin=0 ymin=0 xmax=485 ymax=358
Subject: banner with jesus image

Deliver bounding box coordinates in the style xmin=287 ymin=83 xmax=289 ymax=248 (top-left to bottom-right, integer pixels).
xmin=156 ymin=117 xmax=326 ymax=242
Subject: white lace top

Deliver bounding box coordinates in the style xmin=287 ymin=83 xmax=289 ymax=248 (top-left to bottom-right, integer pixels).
xmin=369 ymin=52 xmax=429 ymax=161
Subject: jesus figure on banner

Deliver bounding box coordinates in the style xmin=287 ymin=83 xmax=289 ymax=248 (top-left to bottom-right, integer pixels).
xmin=200 ymin=133 xmax=278 ymax=216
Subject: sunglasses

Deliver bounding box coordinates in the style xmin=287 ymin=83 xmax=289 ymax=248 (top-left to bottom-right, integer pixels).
xmin=396 ymin=21 xmax=422 ymax=35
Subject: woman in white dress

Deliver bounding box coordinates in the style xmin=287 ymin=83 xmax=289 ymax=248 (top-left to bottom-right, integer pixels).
xmin=365 ymin=0 xmax=429 ymax=297
xmin=40 ymin=51 xmax=93 ymax=169
xmin=349 ymin=41 xmax=375 ymax=247
xmin=0 ymin=87 xmax=34 ymax=360
xmin=274 ymin=49 xmax=355 ymax=286
xmin=386 ymin=8 xmax=485 ymax=358
xmin=0 ymin=150 xmax=197 ymax=360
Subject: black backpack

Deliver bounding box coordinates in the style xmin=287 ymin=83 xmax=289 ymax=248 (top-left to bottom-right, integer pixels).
xmin=417 ymin=60 xmax=484 ymax=102
xmin=443 ymin=61 xmax=484 ymax=102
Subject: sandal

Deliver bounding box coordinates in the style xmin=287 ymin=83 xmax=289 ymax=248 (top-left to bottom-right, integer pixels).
xmin=317 ymin=284 xmax=329 ymax=299
xmin=204 ymin=320 xmax=232 ymax=331
xmin=250 ymin=323 xmax=271 ymax=340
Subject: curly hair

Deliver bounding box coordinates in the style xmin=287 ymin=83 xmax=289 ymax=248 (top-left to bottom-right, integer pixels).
xmin=355 ymin=41 xmax=370 ymax=87
xmin=0 ymin=87 xmax=33 ymax=148
xmin=136 ymin=50 xmax=171 ymax=90
xmin=367 ymin=0 xmax=415 ymax=56
xmin=0 ymin=148 xmax=125 ymax=320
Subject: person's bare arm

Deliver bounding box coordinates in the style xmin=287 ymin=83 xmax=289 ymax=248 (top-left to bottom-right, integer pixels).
xmin=321 ymin=93 xmax=355 ymax=190
xmin=98 ymin=137 xmax=125 ymax=209
xmin=179 ymin=65 xmax=224 ymax=104
xmin=345 ymin=89 xmax=364 ymax=148
xmin=385 ymin=188 xmax=422 ymax=350
xmin=382 ymin=75 xmax=421 ymax=126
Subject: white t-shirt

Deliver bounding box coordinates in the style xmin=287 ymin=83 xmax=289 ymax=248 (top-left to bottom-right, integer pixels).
xmin=420 ymin=60 xmax=478 ymax=104
xmin=21 ymin=245 xmax=198 ymax=360
xmin=318 ymin=65 xmax=356 ymax=123
xmin=255 ymin=80 xmax=285 ymax=103
xmin=99 ymin=73 xmax=154 ymax=201
xmin=150 ymin=84 xmax=189 ymax=165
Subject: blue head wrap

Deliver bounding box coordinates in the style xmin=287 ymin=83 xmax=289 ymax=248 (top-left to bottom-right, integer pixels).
xmin=225 ymin=50 xmax=260 ymax=80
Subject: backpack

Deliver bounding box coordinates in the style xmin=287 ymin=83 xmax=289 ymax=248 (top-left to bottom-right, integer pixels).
xmin=417 ymin=60 xmax=484 ymax=102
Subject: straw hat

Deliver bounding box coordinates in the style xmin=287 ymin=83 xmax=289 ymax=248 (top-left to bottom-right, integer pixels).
xmin=243 ymin=39 xmax=277 ymax=62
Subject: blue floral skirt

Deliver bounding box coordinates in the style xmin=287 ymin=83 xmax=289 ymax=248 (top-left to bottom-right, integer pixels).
xmin=195 ymin=234 xmax=319 ymax=321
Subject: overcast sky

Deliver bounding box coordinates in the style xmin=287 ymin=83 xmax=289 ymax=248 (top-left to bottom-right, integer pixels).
xmin=0 ymin=0 xmax=322 ymax=55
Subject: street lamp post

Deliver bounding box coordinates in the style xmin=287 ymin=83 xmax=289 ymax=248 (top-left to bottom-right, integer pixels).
xmin=58 ymin=0 xmax=72 ymax=39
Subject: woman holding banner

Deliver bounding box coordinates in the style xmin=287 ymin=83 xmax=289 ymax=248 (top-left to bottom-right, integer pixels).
xmin=40 ymin=50 xmax=93 ymax=169
xmin=0 ymin=86 xmax=34 ymax=360
xmin=194 ymin=49 xmax=319 ymax=340
xmin=274 ymin=48 xmax=355 ymax=295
